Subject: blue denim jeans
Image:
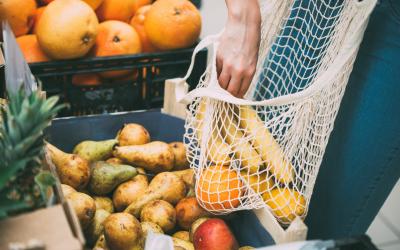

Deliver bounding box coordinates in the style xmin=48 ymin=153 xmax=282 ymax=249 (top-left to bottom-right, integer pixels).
xmin=306 ymin=0 xmax=400 ymax=239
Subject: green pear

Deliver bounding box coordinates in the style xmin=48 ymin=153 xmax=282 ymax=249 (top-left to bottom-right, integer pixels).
xmin=73 ymin=139 xmax=118 ymax=162
xmin=89 ymin=161 xmax=137 ymax=195
xmin=85 ymin=209 xmax=111 ymax=246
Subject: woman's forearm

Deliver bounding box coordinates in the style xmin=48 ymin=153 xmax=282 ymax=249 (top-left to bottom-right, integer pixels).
xmin=216 ymin=0 xmax=261 ymax=97
xmin=225 ymin=0 xmax=261 ymax=25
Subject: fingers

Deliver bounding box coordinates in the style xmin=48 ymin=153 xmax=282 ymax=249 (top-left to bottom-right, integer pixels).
xmin=216 ymin=53 xmax=223 ymax=76
xmin=217 ymin=55 xmax=256 ymax=98
xmin=218 ymin=64 xmax=231 ymax=90
xmin=218 ymin=63 xmax=247 ymax=97
xmin=238 ymin=79 xmax=249 ymax=98
xmin=226 ymin=71 xmax=243 ymax=97
xmin=238 ymin=68 xmax=256 ymax=98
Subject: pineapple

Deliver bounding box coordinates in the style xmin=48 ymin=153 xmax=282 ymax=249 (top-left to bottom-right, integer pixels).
xmin=0 ymin=89 xmax=64 ymax=218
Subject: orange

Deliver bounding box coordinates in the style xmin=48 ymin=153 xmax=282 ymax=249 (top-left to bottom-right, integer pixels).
xmin=72 ymin=73 xmax=102 ymax=86
xmin=16 ymin=35 xmax=50 ymax=63
xmin=0 ymin=0 xmax=37 ymax=37
xmin=83 ymin=0 xmax=104 ymax=10
xmin=92 ymin=20 xmax=141 ymax=78
xmin=144 ymin=0 xmax=201 ymax=50
xmin=262 ymin=188 xmax=306 ymax=224
xmin=130 ymin=5 xmax=157 ymax=53
xmin=132 ymin=0 xmax=152 ymax=15
xmin=32 ymin=6 xmax=45 ymax=34
xmin=36 ymin=0 xmax=99 ymax=59
xmin=196 ymin=165 xmax=243 ymax=211
xmin=96 ymin=0 xmax=135 ymax=23
xmin=41 ymin=0 xmax=103 ymax=9
xmin=41 ymin=0 xmax=54 ymax=4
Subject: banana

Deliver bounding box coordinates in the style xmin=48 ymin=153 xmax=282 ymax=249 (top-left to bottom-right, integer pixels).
xmin=238 ymin=105 xmax=294 ymax=184
xmin=219 ymin=104 xmax=263 ymax=174
xmin=195 ymin=99 xmax=232 ymax=165
xmin=240 ymin=170 xmax=274 ymax=195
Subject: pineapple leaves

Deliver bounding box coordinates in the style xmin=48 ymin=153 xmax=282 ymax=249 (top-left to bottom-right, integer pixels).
xmin=0 ymin=89 xmax=65 ymax=216
xmin=0 ymin=159 xmax=31 ymax=191
xmin=34 ymin=170 xmax=56 ymax=204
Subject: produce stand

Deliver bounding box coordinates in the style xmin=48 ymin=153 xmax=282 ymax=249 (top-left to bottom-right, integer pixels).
xmin=0 ymin=0 xmax=380 ymax=248
xmin=44 ymin=109 xmax=378 ymax=250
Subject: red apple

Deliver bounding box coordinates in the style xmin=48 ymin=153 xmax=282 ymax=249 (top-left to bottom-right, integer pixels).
xmin=193 ymin=218 xmax=239 ymax=250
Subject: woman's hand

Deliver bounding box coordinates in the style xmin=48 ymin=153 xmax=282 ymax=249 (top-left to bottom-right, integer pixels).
xmin=217 ymin=0 xmax=261 ymax=98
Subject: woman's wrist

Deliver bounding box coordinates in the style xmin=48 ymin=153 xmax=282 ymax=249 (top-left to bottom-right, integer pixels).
xmin=225 ymin=0 xmax=261 ymax=25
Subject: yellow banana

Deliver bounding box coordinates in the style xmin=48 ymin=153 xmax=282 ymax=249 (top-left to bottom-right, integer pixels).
xmin=238 ymin=105 xmax=294 ymax=184
xmin=262 ymin=188 xmax=306 ymax=224
xmin=219 ymin=104 xmax=263 ymax=174
xmin=195 ymin=99 xmax=232 ymax=165
xmin=240 ymin=170 xmax=274 ymax=194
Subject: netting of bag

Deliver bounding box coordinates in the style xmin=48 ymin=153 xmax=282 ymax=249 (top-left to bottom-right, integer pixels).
xmin=182 ymin=0 xmax=377 ymax=225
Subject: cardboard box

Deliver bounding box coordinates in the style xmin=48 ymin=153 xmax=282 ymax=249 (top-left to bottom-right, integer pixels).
xmin=0 ymin=202 xmax=84 ymax=250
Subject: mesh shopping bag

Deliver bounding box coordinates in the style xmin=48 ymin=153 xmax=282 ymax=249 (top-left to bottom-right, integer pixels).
xmin=171 ymin=0 xmax=377 ymax=243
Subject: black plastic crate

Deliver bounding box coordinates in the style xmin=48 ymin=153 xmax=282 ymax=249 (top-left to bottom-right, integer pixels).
xmin=26 ymin=47 xmax=207 ymax=117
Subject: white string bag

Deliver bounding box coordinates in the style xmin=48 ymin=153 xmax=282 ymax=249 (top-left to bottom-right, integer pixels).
xmin=170 ymin=0 xmax=377 ymax=243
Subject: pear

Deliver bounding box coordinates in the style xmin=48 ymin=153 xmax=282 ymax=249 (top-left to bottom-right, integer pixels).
xmin=104 ymin=213 xmax=143 ymax=250
xmin=113 ymin=141 xmax=174 ymax=173
xmin=117 ymin=123 xmax=150 ymax=146
xmin=73 ymin=139 xmax=118 ymax=162
xmin=94 ymin=234 xmax=110 ymax=250
xmin=141 ymin=221 xmax=164 ymax=239
xmin=169 ymin=142 xmax=189 ymax=170
xmin=61 ymin=184 xmax=77 ymax=197
xmin=94 ymin=196 xmax=115 ymax=214
xmin=106 ymin=157 xmax=124 ymax=165
xmin=66 ymin=192 xmax=96 ymax=229
xmin=89 ymin=161 xmax=138 ymax=195
xmin=85 ymin=209 xmax=111 ymax=246
xmin=113 ymin=175 xmax=149 ymax=212
xmin=46 ymin=143 xmax=90 ymax=190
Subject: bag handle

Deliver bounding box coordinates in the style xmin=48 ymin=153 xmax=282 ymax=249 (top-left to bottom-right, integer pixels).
xmin=182 ymin=32 xmax=222 ymax=81
xmin=175 ymin=32 xmax=222 ymax=104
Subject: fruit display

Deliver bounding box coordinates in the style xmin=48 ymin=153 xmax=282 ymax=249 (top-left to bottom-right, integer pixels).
xmin=0 ymin=0 xmax=202 ymax=85
xmin=49 ymin=122 xmax=253 ymax=249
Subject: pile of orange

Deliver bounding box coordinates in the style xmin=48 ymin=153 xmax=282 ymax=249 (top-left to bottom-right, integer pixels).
xmin=0 ymin=0 xmax=201 ymax=85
